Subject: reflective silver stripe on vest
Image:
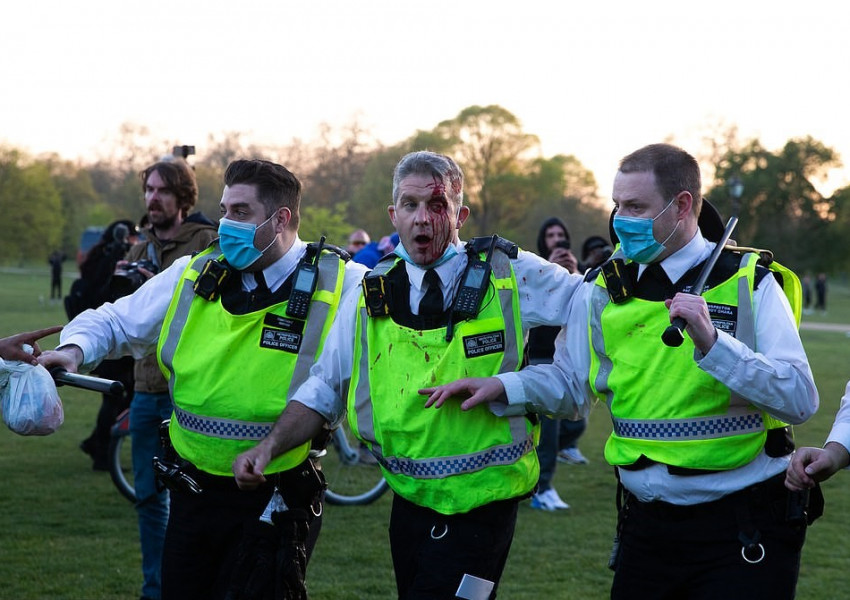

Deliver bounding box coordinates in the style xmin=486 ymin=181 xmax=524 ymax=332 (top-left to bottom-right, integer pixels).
xmin=160 ymin=250 xmax=218 ymax=402
xmin=382 ymin=438 xmax=536 ymax=479
xmin=491 ymin=250 xmax=519 ymax=373
xmin=589 ymin=282 xmax=615 ymax=407
xmin=612 ymin=407 xmax=764 ymax=440
xmin=173 ymin=406 xmax=273 ymax=440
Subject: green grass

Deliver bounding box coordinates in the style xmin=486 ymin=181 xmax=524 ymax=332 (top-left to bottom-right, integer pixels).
xmin=1 ymin=266 xmax=850 ymax=599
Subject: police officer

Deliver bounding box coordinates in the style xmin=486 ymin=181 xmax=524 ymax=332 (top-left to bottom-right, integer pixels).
xmin=426 ymin=143 xmax=819 ymax=599
xmin=36 ymin=159 xmax=367 ymax=599
xmin=234 ymin=151 xmax=583 ymax=598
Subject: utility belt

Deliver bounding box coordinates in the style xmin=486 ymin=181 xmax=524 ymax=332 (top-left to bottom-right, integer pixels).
xmin=624 ymin=472 xmax=823 ymax=526
xmin=153 ymin=419 xmax=326 ymax=512
xmin=609 ymin=472 xmax=824 ymax=571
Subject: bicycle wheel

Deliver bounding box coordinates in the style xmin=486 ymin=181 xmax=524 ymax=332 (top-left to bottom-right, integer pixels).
xmin=322 ymin=425 xmax=389 ymax=506
xmin=108 ymin=409 xmax=136 ymax=503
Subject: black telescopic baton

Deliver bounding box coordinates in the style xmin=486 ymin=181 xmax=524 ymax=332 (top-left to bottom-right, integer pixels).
xmin=660 ymin=214 xmax=739 ymax=348
xmin=49 ymin=367 xmax=125 ymax=396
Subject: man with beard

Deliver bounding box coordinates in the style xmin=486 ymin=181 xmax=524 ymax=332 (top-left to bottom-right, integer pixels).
xmin=118 ymin=158 xmax=217 ymax=600
xmin=234 ymin=151 xmax=585 ymax=598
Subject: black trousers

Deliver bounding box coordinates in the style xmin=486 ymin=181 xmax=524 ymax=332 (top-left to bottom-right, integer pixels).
xmin=610 ymin=473 xmax=811 ymax=600
xmin=161 ymin=468 xmax=322 ymax=600
xmin=389 ymin=494 xmax=518 ymax=600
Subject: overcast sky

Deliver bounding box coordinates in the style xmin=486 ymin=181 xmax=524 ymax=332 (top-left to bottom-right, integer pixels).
xmin=2 ymin=0 xmax=848 ymax=200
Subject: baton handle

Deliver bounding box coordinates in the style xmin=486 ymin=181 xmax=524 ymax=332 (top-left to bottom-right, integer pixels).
xmin=661 ymin=215 xmax=739 ymax=347
xmin=49 ymin=367 xmax=125 ymax=396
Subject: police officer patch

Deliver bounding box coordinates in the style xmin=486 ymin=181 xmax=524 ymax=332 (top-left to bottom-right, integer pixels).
xmin=707 ymin=303 xmax=737 ymax=335
xmin=463 ymin=331 xmax=505 ymax=359
xmin=259 ymin=327 xmax=302 ymax=353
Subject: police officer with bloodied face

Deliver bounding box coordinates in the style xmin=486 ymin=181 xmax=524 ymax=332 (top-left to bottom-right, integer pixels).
xmin=234 ymin=151 xmax=585 ymax=598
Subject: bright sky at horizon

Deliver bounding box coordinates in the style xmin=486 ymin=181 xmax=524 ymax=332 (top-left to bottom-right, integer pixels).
xmin=3 ymin=0 xmax=849 ymax=202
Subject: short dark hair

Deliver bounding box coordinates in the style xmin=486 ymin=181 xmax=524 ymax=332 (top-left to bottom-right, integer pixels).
xmin=618 ymin=143 xmax=702 ymax=216
xmin=140 ymin=159 xmax=198 ymax=216
xmin=224 ymin=159 xmax=302 ymax=230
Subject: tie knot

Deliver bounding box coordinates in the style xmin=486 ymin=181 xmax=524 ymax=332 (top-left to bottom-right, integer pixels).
xmin=424 ymin=268 xmax=440 ymax=287
xmin=419 ymin=269 xmax=444 ymax=316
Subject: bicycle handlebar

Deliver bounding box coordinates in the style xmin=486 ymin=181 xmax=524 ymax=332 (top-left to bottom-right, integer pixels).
xmin=49 ymin=367 xmax=125 ymax=396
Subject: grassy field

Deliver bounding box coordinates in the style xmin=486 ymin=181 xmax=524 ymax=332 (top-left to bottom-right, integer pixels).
xmin=1 ymin=266 xmax=849 ymax=599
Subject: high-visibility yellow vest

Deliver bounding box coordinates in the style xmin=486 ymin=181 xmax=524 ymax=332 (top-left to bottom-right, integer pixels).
xmin=590 ymin=251 xmax=792 ymax=471
xmin=348 ymin=251 xmax=538 ymax=515
xmin=158 ymin=245 xmax=345 ymax=476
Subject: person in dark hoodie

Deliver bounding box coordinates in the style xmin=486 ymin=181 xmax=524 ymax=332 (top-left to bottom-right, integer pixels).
xmin=525 ymin=217 xmax=585 ymax=511
xmin=119 ymin=157 xmax=218 ymax=600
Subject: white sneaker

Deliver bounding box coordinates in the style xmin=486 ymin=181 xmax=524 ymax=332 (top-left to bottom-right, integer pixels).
xmin=530 ymin=488 xmax=570 ymax=511
xmin=557 ymin=448 xmax=589 ymax=464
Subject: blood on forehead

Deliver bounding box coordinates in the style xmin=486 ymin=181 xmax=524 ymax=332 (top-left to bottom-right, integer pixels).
xmin=430 ymin=175 xmax=446 ymax=199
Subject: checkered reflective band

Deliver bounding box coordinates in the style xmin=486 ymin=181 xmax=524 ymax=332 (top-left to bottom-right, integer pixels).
xmin=612 ymin=412 xmax=764 ymax=440
xmin=381 ymin=438 xmax=534 ymax=479
xmin=174 ymin=407 xmax=274 ymax=441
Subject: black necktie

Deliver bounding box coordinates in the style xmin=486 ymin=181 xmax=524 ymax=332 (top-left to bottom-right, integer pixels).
xmin=639 ymin=262 xmax=674 ymax=300
xmin=419 ymin=269 xmax=443 ymax=316
xmin=254 ymin=271 xmax=270 ymax=295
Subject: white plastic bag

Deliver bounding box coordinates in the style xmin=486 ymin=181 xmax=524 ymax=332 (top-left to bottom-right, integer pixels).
xmin=0 ymin=357 xmax=64 ymax=435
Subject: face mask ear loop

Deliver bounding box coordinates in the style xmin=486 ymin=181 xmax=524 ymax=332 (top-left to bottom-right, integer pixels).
xmin=255 ymin=211 xmax=280 ymax=255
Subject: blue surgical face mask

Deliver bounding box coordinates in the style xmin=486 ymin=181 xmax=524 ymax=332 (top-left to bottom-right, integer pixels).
xmin=218 ymin=214 xmax=276 ymax=270
xmin=394 ymin=241 xmax=458 ymax=268
xmin=612 ymin=197 xmax=680 ymax=264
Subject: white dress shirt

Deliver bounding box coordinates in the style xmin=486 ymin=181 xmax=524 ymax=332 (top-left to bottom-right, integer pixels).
xmin=500 ymin=230 xmax=819 ymax=504
xmin=60 ymin=237 xmax=368 ymax=372
xmin=291 ymin=241 xmax=585 ymax=425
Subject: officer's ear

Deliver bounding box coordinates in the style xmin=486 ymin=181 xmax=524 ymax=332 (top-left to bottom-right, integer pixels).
xmin=456 ymin=206 xmax=470 ymax=230
xmin=273 ymin=207 xmax=292 ymax=233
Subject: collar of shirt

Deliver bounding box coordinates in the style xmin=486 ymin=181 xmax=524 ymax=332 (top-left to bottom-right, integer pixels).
xmin=405 ymin=241 xmax=466 ymax=311
xmin=245 ymin=236 xmax=307 ymax=293
xmin=636 ymin=229 xmax=714 ymax=285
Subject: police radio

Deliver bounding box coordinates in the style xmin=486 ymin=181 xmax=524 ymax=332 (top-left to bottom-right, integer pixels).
xmin=452 ymin=235 xmax=497 ymax=321
xmin=286 ymin=236 xmax=323 ymax=320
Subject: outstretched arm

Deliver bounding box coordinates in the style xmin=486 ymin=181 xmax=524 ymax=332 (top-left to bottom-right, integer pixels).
xmin=0 ymin=326 xmax=63 ymax=364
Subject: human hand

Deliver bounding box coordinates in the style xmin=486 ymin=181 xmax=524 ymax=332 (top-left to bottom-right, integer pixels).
xmin=233 ymin=444 xmax=272 ymax=490
xmin=0 ymin=326 xmax=63 ymax=364
xmin=665 ymin=293 xmax=717 ymax=353
xmin=785 ymin=443 xmax=850 ymax=491
xmin=549 ymin=248 xmax=578 ymax=274
xmin=36 ymin=346 xmax=83 ymax=374
xmin=420 ymin=377 xmax=507 ymax=410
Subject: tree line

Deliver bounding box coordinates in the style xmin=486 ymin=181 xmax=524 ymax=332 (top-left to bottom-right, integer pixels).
xmin=1 ymin=106 xmax=847 ymax=277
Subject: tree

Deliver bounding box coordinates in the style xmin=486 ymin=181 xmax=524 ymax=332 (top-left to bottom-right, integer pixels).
xmin=0 ymin=151 xmax=63 ymax=264
xmin=429 ymin=105 xmax=541 ymax=236
xmin=709 ymin=136 xmax=841 ymax=273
